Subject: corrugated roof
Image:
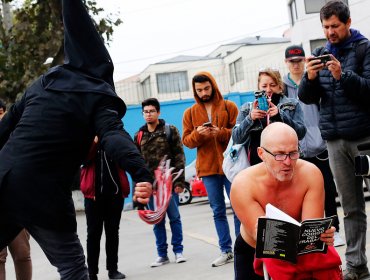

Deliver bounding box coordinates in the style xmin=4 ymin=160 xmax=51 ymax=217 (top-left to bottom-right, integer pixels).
xmin=156 ymin=55 xmax=217 ymax=64
xmin=226 ymin=36 xmax=290 ymax=46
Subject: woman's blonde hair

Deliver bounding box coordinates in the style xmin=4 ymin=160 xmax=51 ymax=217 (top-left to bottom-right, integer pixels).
xmin=257 ymin=68 xmax=285 ymax=94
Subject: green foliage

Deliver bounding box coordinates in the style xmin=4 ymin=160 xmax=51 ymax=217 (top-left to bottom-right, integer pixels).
xmin=0 ymin=0 xmax=122 ymax=104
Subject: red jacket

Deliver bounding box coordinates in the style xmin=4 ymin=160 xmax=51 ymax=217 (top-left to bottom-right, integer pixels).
xmin=80 ymin=141 xmax=129 ymax=199
xmin=254 ymin=246 xmax=342 ymax=279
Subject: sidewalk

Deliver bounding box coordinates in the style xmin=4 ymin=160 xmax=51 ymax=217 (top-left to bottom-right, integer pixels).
xmin=3 ymin=198 xmax=362 ymax=280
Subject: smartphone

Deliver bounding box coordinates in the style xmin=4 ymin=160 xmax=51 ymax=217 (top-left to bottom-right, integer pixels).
xmin=254 ymin=91 xmax=269 ymax=111
xmin=308 ymin=54 xmax=332 ymax=65
xmin=202 ymin=121 xmax=212 ymax=127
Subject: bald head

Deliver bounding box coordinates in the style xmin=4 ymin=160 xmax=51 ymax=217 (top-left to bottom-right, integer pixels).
xmin=260 ymin=123 xmax=298 ymax=149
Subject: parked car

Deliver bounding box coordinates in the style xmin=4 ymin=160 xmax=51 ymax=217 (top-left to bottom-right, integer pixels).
xmin=179 ymin=160 xmax=207 ymax=205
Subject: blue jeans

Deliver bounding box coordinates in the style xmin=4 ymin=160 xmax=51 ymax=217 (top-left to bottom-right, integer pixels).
xmin=202 ymin=175 xmax=241 ymax=253
xmin=327 ymin=136 xmax=370 ymax=270
xmin=149 ymin=193 xmax=183 ymax=257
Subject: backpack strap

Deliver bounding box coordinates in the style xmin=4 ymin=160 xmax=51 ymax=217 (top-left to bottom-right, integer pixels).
xmin=354 ymin=39 xmax=368 ymax=75
xmin=137 ymin=131 xmax=143 ymax=146
xmin=164 ymin=123 xmax=172 ymax=144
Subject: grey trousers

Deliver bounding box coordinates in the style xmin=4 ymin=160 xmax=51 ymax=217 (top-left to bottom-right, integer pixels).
xmin=327 ymin=136 xmax=370 ymax=270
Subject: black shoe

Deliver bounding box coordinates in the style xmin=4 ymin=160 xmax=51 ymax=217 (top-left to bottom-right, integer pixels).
xmin=89 ymin=274 xmax=98 ymax=280
xmin=108 ymin=270 xmax=126 ymax=279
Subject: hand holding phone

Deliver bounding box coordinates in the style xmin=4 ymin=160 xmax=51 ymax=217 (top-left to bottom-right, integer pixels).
xmin=202 ymin=121 xmax=212 ymax=127
xmin=308 ymin=54 xmax=332 ymax=66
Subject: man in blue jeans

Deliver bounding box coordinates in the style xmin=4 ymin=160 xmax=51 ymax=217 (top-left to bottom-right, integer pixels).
xmin=134 ymin=98 xmax=186 ymax=267
xmin=182 ymin=72 xmax=241 ymax=267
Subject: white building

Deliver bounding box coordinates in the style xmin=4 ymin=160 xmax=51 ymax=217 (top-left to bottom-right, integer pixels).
xmin=115 ymin=0 xmax=370 ymax=105
xmin=288 ymin=0 xmax=370 ymax=54
xmin=115 ymin=37 xmax=291 ymax=105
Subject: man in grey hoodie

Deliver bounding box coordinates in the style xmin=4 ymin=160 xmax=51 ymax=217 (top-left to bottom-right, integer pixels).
xmin=283 ymin=45 xmax=344 ymax=247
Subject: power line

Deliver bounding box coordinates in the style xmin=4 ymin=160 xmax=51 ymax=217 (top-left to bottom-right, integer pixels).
xmin=113 ymin=22 xmax=290 ymax=65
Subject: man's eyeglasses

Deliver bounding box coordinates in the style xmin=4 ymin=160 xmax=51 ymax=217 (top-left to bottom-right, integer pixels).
xmin=143 ymin=110 xmax=157 ymax=115
xmin=261 ymin=147 xmax=300 ymax=161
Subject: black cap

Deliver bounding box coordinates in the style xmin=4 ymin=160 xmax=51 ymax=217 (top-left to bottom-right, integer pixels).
xmin=285 ymin=45 xmax=305 ymax=61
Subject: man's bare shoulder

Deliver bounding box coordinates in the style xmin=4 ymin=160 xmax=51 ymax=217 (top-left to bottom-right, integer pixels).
xmin=295 ymin=159 xmax=324 ymax=188
xmin=296 ymin=159 xmax=322 ymax=177
xmin=232 ymin=164 xmax=264 ymax=192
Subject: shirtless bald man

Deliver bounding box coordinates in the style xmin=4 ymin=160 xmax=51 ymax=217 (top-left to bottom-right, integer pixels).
xmin=231 ymin=122 xmax=336 ymax=279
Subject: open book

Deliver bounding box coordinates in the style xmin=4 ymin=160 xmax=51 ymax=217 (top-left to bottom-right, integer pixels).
xmin=255 ymin=203 xmax=335 ymax=264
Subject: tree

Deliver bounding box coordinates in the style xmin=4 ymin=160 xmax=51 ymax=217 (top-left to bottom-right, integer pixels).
xmin=0 ymin=0 xmax=122 ymax=104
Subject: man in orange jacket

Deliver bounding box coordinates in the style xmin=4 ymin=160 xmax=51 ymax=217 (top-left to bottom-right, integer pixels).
xmin=182 ymin=71 xmax=240 ymax=267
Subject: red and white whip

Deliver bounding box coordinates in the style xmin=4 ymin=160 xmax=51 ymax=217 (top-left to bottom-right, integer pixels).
xmin=138 ymin=157 xmax=183 ymax=225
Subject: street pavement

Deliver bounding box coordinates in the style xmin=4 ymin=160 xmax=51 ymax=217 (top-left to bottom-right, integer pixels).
xmin=4 ymin=197 xmax=368 ymax=280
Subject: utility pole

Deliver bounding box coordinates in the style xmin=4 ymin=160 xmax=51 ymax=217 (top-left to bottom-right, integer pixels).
xmin=1 ymin=0 xmax=12 ymax=34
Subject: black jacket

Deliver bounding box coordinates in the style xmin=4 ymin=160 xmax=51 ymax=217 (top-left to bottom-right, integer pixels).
xmin=0 ymin=68 xmax=152 ymax=232
xmin=298 ymin=39 xmax=370 ymax=140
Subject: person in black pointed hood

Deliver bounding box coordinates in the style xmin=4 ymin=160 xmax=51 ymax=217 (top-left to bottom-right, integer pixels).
xmin=0 ymin=0 xmax=153 ymax=279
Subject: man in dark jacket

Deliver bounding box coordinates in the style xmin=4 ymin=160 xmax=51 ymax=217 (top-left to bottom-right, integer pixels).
xmin=283 ymin=45 xmax=344 ymax=247
xmin=0 ymin=1 xmax=152 ymax=279
xmin=298 ymin=1 xmax=370 ymax=279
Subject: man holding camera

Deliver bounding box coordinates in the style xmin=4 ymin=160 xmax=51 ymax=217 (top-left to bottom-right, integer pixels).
xmin=283 ymin=45 xmax=344 ymax=247
xmin=298 ymin=1 xmax=370 ymax=279
xmin=182 ymin=71 xmax=240 ymax=267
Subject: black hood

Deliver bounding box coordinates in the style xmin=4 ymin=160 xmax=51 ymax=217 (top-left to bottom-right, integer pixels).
xmin=42 ymin=0 xmax=126 ymax=117
xmin=62 ymin=0 xmax=114 ymax=88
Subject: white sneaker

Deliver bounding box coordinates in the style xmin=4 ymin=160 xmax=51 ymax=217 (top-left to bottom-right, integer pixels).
xmin=334 ymin=231 xmax=345 ymax=247
xmin=175 ymin=253 xmax=187 ymax=263
xmin=150 ymin=256 xmax=169 ymax=267
xmin=211 ymin=252 xmax=233 ymax=267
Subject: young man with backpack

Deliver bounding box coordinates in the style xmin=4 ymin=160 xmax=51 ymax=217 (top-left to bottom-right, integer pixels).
xmin=134 ymin=98 xmax=187 ymax=267
xmin=298 ymin=1 xmax=370 ymax=279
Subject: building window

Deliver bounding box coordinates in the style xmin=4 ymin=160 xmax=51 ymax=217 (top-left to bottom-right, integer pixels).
xmin=156 ymin=71 xmax=189 ymax=94
xmin=304 ymin=0 xmax=348 ymax=14
xmin=229 ymin=58 xmax=244 ymax=86
xmin=141 ymin=76 xmax=151 ymax=99
xmin=310 ymin=39 xmax=327 ymax=53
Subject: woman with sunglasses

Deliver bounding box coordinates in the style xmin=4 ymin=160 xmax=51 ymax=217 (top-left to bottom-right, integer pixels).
xmin=231 ymin=68 xmax=306 ymax=280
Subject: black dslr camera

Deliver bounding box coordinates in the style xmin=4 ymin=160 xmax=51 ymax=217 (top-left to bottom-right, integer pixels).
xmin=355 ymin=143 xmax=370 ymax=178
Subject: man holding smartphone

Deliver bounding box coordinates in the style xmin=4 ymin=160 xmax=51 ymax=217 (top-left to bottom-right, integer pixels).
xmin=182 ymin=71 xmax=240 ymax=267
xmin=283 ymin=45 xmax=344 ymax=248
xmin=298 ymin=1 xmax=370 ymax=279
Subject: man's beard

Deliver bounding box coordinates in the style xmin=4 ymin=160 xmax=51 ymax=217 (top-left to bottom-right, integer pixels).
xmin=200 ymin=94 xmax=213 ymax=103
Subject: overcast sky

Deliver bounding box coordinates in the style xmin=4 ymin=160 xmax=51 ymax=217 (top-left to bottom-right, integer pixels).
xmin=96 ymin=0 xmax=291 ymax=81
